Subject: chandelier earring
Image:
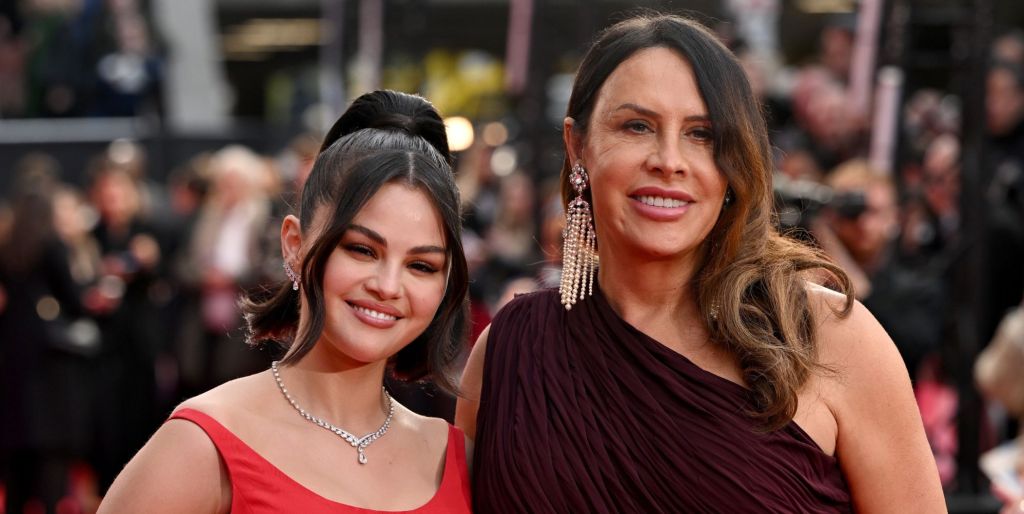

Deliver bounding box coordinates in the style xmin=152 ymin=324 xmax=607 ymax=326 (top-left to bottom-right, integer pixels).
xmin=283 ymin=261 xmax=301 ymax=291
xmin=560 ymin=162 xmax=597 ymax=310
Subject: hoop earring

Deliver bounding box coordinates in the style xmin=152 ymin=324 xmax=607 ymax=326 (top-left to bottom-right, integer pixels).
xmin=560 ymin=162 xmax=597 ymax=310
xmin=283 ymin=261 xmax=301 ymax=291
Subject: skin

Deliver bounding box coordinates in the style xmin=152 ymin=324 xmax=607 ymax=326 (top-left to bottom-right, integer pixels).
xmin=987 ymin=67 xmax=1024 ymax=137
xmin=100 ymin=183 xmax=455 ymax=513
xmin=457 ymin=47 xmax=945 ymax=512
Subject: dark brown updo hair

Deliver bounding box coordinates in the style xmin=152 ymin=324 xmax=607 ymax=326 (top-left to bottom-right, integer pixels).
xmin=243 ymin=90 xmax=468 ymax=392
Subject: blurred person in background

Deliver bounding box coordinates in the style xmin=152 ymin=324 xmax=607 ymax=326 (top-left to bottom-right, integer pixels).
xmin=984 ymin=60 xmax=1024 ymax=343
xmin=975 ymin=296 xmax=1024 ymax=513
xmin=86 ymin=155 xmax=167 ymax=493
xmin=535 ymin=183 xmax=566 ymax=290
xmin=485 ymin=171 xmax=538 ymax=271
xmin=901 ymin=133 xmax=961 ymax=265
xmin=812 ymin=160 xmax=956 ymax=484
xmin=180 ymin=145 xmax=273 ymax=390
xmin=162 ymin=155 xmax=211 ymax=399
xmin=472 ymin=171 xmax=539 ymax=308
xmin=993 ymin=29 xmax=1024 ymax=67
xmin=0 ymin=161 xmax=98 ymax=514
xmin=813 ymin=160 xmax=946 ymax=380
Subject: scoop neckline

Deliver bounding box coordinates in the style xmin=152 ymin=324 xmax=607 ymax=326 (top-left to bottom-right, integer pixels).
xmin=175 ymin=408 xmax=456 ymax=512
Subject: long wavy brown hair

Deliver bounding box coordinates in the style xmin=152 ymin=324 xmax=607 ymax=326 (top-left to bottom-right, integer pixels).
xmin=562 ymin=13 xmax=854 ymax=430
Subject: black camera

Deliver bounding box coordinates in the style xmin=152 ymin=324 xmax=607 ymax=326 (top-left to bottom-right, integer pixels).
xmin=773 ymin=174 xmax=868 ymax=228
xmin=831 ymin=191 xmax=868 ymax=220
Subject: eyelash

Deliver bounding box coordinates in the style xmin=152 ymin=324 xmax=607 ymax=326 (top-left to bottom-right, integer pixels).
xmin=623 ymin=121 xmax=714 ymax=142
xmin=346 ymin=244 xmax=375 ymax=258
xmin=624 ymin=120 xmax=651 ymax=134
xmin=689 ymin=127 xmax=714 ymax=142
xmin=344 ymin=244 xmax=440 ymax=274
xmin=410 ymin=262 xmax=439 ymax=274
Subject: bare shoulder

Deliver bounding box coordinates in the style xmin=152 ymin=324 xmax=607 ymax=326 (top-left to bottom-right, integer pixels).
xmin=804 ymin=284 xmax=892 ymax=368
xmin=176 ymin=372 xmax=269 ymax=419
xmin=98 ymin=406 xmax=231 ymax=513
xmin=395 ymin=403 xmax=451 ymax=445
xmin=803 ymin=283 xmax=910 ymax=416
xmin=393 ymin=403 xmax=455 ymax=478
xmin=455 ymin=324 xmax=490 ymax=440
xmin=803 ymin=283 xmax=945 ymax=512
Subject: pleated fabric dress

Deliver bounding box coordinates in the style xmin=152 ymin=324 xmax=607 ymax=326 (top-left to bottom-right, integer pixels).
xmin=472 ymin=284 xmax=852 ymax=514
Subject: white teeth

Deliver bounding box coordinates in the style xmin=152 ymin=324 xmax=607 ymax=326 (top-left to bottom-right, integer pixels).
xmin=637 ymin=195 xmax=687 ymax=208
xmin=352 ymin=305 xmax=397 ymax=321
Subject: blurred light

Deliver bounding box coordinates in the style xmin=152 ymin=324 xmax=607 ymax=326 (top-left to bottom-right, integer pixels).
xmin=108 ymin=138 xmax=139 ymax=164
xmin=481 ymin=122 xmax=509 ymax=147
xmin=490 ymin=145 xmax=517 ymax=177
xmin=445 ymin=116 xmax=475 ymax=152
xmin=796 ymin=0 xmax=855 ymax=13
xmin=36 ymin=296 xmax=60 ymax=321
xmin=222 ymin=18 xmax=323 ymax=60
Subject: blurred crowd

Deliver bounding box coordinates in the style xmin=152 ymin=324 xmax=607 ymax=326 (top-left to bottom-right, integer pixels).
xmin=1 ymin=5 xmax=1024 ymax=514
xmin=0 ymin=0 xmax=161 ymax=118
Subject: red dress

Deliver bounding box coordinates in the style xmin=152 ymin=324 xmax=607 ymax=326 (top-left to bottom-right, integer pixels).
xmin=169 ymin=408 xmax=471 ymax=513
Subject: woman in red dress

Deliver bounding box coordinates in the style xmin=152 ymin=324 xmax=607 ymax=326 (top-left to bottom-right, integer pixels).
xmin=100 ymin=90 xmax=472 ymax=513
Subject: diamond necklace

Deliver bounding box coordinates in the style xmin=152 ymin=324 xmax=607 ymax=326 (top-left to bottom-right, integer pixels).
xmin=271 ymin=360 xmax=394 ymax=465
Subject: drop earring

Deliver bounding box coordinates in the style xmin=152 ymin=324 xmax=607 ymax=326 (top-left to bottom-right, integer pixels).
xmin=283 ymin=261 xmax=300 ymax=291
xmin=560 ymin=162 xmax=597 ymax=310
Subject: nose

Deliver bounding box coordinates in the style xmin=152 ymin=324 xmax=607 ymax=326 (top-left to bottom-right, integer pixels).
xmin=646 ymin=134 xmax=687 ymax=177
xmin=366 ymin=262 xmax=402 ymax=300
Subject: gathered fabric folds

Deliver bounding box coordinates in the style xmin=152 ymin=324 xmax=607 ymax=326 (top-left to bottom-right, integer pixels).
xmin=472 ymin=285 xmax=852 ymax=514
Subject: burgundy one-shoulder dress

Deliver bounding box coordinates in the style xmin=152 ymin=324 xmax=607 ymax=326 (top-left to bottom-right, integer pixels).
xmin=472 ymin=284 xmax=852 ymax=513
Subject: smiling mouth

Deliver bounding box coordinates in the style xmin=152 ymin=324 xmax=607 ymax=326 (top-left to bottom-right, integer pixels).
xmin=349 ymin=303 xmax=399 ymax=321
xmin=634 ymin=195 xmax=691 ymax=208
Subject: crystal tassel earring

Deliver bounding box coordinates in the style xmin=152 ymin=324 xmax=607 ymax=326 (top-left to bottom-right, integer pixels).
xmin=560 ymin=162 xmax=597 ymax=310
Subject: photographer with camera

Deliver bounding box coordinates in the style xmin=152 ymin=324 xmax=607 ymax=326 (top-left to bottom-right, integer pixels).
xmin=808 ymin=160 xmax=954 ymax=483
xmin=811 ymin=160 xmax=946 ymax=374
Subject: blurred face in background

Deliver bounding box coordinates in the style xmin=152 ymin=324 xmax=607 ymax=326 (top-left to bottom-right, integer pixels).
xmin=922 ymin=134 xmax=960 ymax=217
xmin=53 ymin=188 xmax=89 ymax=242
xmin=91 ymin=169 xmax=139 ymax=227
xmin=986 ymin=66 xmax=1024 ymax=136
xmin=831 ymin=181 xmax=899 ymax=268
xmin=820 ymin=25 xmax=854 ymax=82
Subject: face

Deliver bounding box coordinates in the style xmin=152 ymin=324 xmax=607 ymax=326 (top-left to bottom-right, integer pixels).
xmin=566 ymin=46 xmax=728 ymax=262
xmin=92 ymin=171 xmax=139 ymax=225
xmin=294 ymin=183 xmax=448 ymax=368
xmin=986 ymin=68 xmax=1024 ymax=136
xmin=832 ymin=183 xmax=898 ymax=265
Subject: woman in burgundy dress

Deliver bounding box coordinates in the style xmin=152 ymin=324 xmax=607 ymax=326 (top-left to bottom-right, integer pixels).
xmin=99 ymin=90 xmax=472 ymax=513
xmin=457 ymin=14 xmax=945 ymax=513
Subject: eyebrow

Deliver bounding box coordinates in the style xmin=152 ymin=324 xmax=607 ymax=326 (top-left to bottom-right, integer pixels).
xmin=612 ymin=103 xmax=711 ymax=122
xmin=347 ymin=224 xmax=446 ymax=255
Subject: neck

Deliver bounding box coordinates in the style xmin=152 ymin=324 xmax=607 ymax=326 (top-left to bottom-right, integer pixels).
xmin=596 ymin=244 xmax=701 ymax=325
xmin=274 ymin=344 xmax=391 ymax=435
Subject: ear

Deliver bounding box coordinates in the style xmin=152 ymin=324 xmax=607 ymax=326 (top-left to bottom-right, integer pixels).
xmin=563 ymin=117 xmax=584 ymax=166
xmin=280 ymin=214 xmax=303 ymax=266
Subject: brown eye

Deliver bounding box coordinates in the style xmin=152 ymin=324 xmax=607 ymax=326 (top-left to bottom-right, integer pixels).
xmin=409 ymin=262 xmax=439 ymax=274
xmin=345 ymin=244 xmax=375 ymax=259
xmin=689 ymin=127 xmax=714 ymax=142
xmin=624 ymin=120 xmax=652 ymax=134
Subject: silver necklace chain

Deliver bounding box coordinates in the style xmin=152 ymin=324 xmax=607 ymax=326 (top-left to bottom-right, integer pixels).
xmin=271 ymin=360 xmax=394 ymax=465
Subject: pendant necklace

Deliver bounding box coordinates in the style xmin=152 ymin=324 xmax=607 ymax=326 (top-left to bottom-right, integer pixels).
xmin=271 ymin=360 xmax=394 ymax=465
